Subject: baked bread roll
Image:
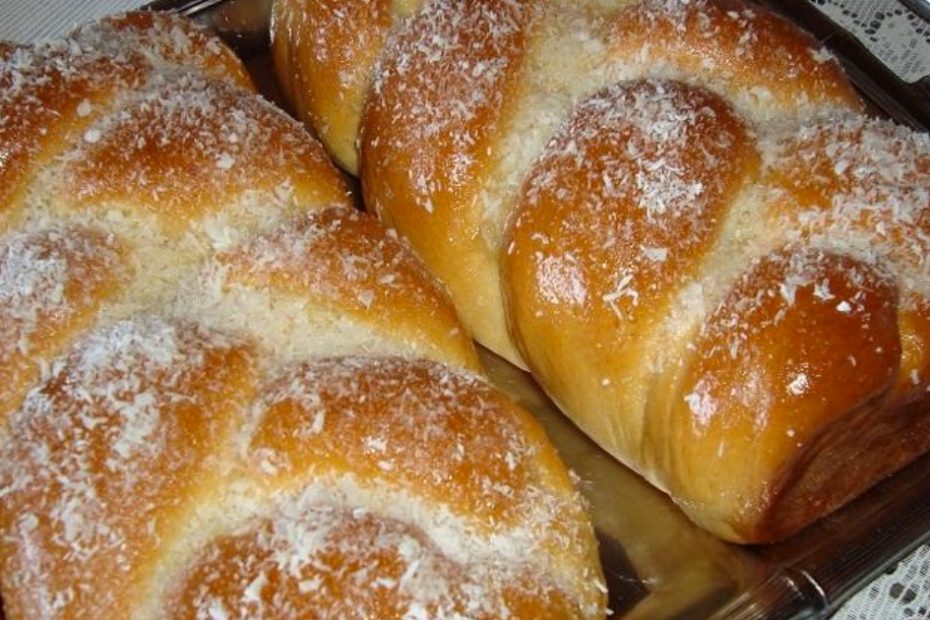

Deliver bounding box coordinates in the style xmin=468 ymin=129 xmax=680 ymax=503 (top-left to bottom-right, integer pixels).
xmin=0 ymin=11 xmax=606 ymax=618
xmin=272 ymin=0 xmax=930 ymax=542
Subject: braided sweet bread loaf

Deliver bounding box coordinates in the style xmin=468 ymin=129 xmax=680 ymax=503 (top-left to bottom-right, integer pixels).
xmin=272 ymin=0 xmax=930 ymax=543
xmin=0 ymin=11 xmax=606 ymax=618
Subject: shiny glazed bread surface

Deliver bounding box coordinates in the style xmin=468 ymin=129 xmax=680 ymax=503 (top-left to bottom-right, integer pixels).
xmin=272 ymin=0 xmax=930 ymax=543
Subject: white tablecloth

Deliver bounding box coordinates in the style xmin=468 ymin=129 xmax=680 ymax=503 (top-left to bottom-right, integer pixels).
xmin=0 ymin=0 xmax=148 ymax=42
xmin=0 ymin=0 xmax=927 ymax=618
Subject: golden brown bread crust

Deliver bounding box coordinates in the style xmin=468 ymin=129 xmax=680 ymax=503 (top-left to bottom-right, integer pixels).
xmin=69 ymin=11 xmax=255 ymax=91
xmin=215 ymin=207 xmax=482 ymax=370
xmin=227 ymin=356 xmax=601 ymax=617
xmin=664 ymin=249 xmax=902 ymax=540
xmin=277 ymin=0 xmax=865 ymax=371
xmin=57 ymin=75 xmax=348 ymax=235
xmin=271 ymin=0 xmax=407 ymax=172
xmin=607 ymin=0 xmax=864 ymax=117
xmin=0 ymin=227 xmax=130 ymax=420
xmin=274 ymin=0 xmax=930 ymax=542
xmin=361 ymin=0 xmax=533 ymax=366
xmin=0 ymin=49 xmax=143 ymax=224
xmin=0 ymin=317 xmax=258 ymax=617
xmin=167 ymin=506 xmax=584 ymax=618
xmin=0 ymin=11 xmax=357 ymax=423
xmin=504 ymin=80 xmax=759 ymax=468
xmin=758 ymin=116 xmax=930 ymax=414
xmin=1 ymin=335 xmax=602 ymax=617
xmin=0 ymin=11 xmax=255 ymax=228
xmin=0 ymin=9 xmax=606 ymax=618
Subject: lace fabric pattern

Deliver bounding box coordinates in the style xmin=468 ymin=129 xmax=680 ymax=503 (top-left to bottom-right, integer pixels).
xmin=835 ymin=545 xmax=930 ymax=619
xmin=807 ymin=0 xmax=930 ymax=82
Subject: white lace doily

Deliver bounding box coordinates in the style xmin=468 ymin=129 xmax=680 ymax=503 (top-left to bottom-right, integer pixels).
xmin=0 ymin=0 xmax=146 ymax=42
xmin=834 ymin=544 xmax=930 ymax=619
xmin=807 ymin=0 xmax=930 ymax=82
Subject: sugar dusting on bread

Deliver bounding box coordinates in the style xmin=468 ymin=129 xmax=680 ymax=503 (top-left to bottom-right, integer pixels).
xmin=0 ymin=9 xmax=256 ymax=220
xmin=0 ymin=228 xmax=124 ymax=359
xmin=0 ymin=227 xmax=129 ymax=420
xmin=608 ymin=0 xmax=862 ymax=120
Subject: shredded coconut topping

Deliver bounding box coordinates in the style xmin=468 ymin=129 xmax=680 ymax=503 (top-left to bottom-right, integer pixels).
xmin=509 ymin=79 xmax=751 ymax=336
xmin=0 ymin=8 xmax=603 ymax=612
xmin=0 ymin=316 xmax=250 ymax=617
xmin=153 ymin=356 xmax=602 ymax=617
xmin=367 ymin=0 xmax=530 ymax=214
xmin=761 ymin=114 xmax=930 ymax=306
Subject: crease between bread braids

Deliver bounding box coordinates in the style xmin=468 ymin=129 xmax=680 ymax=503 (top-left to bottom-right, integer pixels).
xmin=0 ymin=11 xmax=607 ymax=618
xmin=272 ymin=0 xmax=930 ymax=543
